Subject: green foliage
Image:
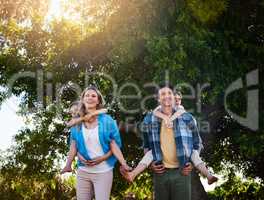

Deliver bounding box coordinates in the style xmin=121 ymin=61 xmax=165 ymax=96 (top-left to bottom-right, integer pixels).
xmin=0 ymin=174 xmax=76 ymax=200
xmin=123 ymin=172 xmax=152 ymax=200
xmin=208 ymin=175 xmax=264 ymax=200
xmin=187 ymin=0 xmax=229 ymax=24
xmin=0 ymin=0 xmax=264 ymax=199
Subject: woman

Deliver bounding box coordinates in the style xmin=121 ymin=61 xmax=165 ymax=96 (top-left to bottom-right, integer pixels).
xmin=70 ymin=86 xmax=121 ymax=200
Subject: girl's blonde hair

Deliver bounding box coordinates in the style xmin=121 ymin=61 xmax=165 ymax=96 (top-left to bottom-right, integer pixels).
xmin=79 ymin=86 xmax=105 ymax=116
xmin=69 ymin=101 xmax=80 ymax=117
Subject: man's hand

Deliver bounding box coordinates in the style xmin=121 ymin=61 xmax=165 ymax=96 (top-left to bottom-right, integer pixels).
xmin=181 ymin=162 xmax=193 ymax=176
xmin=119 ymin=165 xmax=134 ymax=183
xmin=150 ymin=161 xmax=166 ymax=174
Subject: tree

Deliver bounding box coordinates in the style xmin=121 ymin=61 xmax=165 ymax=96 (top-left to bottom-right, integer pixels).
xmin=0 ymin=0 xmax=264 ymax=199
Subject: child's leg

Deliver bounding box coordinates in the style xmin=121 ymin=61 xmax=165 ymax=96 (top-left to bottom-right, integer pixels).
xmin=110 ymin=140 xmax=131 ymax=170
xmin=61 ymin=141 xmax=77 ymax=174
xmin=170 ymin=109 xmax=185 ymax=121
xmin=191 ymin=150 xmax=218 ymax=185
xmin=195 ymin=163 xmax=218 ymax=185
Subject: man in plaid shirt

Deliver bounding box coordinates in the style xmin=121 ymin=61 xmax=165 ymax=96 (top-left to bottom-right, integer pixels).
xmin=141 ymin=84 xmax=202 ymax=200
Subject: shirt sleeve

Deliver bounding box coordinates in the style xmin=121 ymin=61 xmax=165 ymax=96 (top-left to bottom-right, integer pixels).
xmin=109 ymin=119 xmax=122 ymax=148
xmin=187 ymin=115 xmax=203 ymax=151
xmin=70 ymin=127 xmax=76 ymax=141
xmin=139 ymin=150 xmax=153 ymax=166
xmin=141 ymin=114 xmax=151 ymax=149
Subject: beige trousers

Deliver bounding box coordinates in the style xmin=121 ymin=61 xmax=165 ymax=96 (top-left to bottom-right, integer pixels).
xmin=76 ymin=169 xmax=113 ymax=200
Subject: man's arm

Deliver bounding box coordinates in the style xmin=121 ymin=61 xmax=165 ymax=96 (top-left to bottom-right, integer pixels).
xmin=141 ymin=119 xmax=150 ymax=150
xmin=187 ymin=114 xmax=202 ymax=151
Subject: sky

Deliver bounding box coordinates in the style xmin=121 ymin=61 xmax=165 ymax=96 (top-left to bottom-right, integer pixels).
xmin=0 ymin=96 xmax=24 ymax=151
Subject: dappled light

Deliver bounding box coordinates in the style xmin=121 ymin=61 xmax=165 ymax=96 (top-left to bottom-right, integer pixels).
xmin=0 ymin=0 xmax=263 ymax=199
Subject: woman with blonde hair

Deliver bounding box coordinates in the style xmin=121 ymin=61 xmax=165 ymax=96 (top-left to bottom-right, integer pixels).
xmin=70 ymin=86 xmax=121 ymax=200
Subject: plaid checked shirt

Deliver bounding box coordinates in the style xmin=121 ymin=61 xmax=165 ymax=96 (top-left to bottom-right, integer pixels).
xmin=141 ymin=109 xmax=202 ymax=167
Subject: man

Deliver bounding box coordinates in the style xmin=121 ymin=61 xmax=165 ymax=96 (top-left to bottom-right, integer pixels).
xmin=141 ymin=84 xmax=202 ymax=200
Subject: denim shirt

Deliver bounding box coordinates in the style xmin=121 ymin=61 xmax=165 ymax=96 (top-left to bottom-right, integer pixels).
xmin=141 ymin=109 xmax=202 ymax=167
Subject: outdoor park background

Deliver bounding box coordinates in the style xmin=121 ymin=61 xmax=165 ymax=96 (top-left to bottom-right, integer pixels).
xmin=0 ymin=0 xmax=263 ymax=199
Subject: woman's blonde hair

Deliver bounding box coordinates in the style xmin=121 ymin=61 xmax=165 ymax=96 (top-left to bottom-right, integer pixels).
xmin=79 ymin=86 xmax=105 ymax=116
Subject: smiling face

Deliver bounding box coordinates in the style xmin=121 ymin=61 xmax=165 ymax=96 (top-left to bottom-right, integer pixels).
xmin=158 ymin=87 xmax=175 ymax=107
xmin=82 ymin=89 xmax=100 ymax=110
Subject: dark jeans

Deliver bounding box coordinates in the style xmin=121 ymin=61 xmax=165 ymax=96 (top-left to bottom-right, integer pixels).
xmin=153 ymin=168 xmax=191 ymax=200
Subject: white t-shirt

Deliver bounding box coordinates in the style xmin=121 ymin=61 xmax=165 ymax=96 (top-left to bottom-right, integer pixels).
xmin=79 ymin=124 xmax=113 ymax=173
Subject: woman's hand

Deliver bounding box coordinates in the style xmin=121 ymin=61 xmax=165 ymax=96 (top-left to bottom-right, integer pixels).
xmin=85 ymin=151 xmax=112 ymax=166
xmin=119 ymin=165 xmax=134 ymax=183
xmin=77 ymin=153 xmax=105 ymax=166
xmin=121 ymin=163 xmax=132 ymax=172
xmin=85 ymin=156 xmax=105 ymax=166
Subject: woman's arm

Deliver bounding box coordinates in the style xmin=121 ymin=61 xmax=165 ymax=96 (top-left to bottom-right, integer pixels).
xmin=110 ymin=140 xmax=131 ymax=170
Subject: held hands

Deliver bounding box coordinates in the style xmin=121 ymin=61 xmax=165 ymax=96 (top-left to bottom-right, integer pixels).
xmin=119 ymin=165 xmax=134 ymax=183
xmin=121 ymin=162 xmax=132 ymax=172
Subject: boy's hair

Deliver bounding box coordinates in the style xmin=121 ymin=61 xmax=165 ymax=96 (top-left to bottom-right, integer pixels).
xmin=155 ymin=83 xmax=174 ymax=98
xmin=174 ymin=91 xmax=182 ymax=98
xmin=156 ymin=83 xmax=174 ymax=93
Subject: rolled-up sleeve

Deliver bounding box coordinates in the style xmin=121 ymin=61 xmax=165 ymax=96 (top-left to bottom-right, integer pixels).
xmin=109 ymin=119 xmax=122 ymax=148
xmin=141 ymin=114 xmax=151 ymax=149
xmin=188 ymin=116 xmax=202 ymax=151
xmin=70 ymin=127 xmax=76 ymax=141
